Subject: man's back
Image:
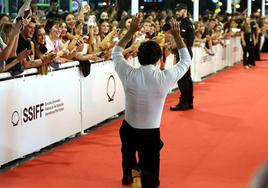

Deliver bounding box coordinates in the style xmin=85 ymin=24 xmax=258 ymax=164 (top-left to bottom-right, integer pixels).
xmin=112 ymin=46 xmax=191 ymax=129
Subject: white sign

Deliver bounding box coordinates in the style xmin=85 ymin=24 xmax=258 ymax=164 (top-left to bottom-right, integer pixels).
xmin=81 ymin=61 xmax=125 ymax=130
xmin=0 ymin=68 xmax=81 ymax=166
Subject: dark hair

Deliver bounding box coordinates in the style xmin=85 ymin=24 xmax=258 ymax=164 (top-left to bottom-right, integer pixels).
xmin=44 ymin=18 xmax=62 ymax=33
xmin=33 ymin=25 xmax=45 ymax=43
xmin=98 ymin=18 xmax=110 ymax=26
xmin=50 ymin=0 xmax=58 ymax=4
xmin=0 ymin=14 xmax=10 ymax=22
xmin=209 ymin=18 xmax=217 ymax=22
xmin=137 ymin=40 xmax=162 ymax=66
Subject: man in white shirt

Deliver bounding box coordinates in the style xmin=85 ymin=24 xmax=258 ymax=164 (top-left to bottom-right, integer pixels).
xmin=112 ymin=14 xmax=191 ymax=187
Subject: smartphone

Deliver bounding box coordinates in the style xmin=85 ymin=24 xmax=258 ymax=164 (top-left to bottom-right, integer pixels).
xmin=23 ymin=9 xmax=31 ymax=19
xmin=88 ymin=15 xmax=95 ymax=26
xmin=82 ymin=1 xmax=88 ymax=8
xmin=82 ymin=23 xmax=88 ymax=35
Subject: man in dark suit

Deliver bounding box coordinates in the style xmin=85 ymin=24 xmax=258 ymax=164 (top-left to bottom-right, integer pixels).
xmin=170 ymin=3 xmax=195 ymax=111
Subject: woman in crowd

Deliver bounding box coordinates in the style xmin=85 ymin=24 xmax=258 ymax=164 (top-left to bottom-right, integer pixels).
xmin=212 ymin=23 xmax=226 ymax=47
xmin=98 ymin=19 xmax=111 ymax=41
xmin=241 ymin=17 xmax=256 ymax=69
xmin=98 ymin=19 xmax=116 ymax=59
xmin=32 ymin=25 xmax=56 ymax=75
xmin=65 ymin=13 xmax=77 ymax=40
xmin=60 ymin=22 xmax=69 ymax=43
xmin=261 ymin=17 xmax=268 ymax=52
xmin=45 ymin=18 xmax=79 ymax=64
xmin=194 ymin=21 xmax=207 ymax=49
xmin=0 ymin=21 xmax=30 ymax=73
xmin=0 ymin=13 xmax=9 ymax=23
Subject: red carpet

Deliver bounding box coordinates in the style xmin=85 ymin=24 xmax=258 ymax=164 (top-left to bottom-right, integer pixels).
xmin=1 ymin=58 xmax=268 ymax=188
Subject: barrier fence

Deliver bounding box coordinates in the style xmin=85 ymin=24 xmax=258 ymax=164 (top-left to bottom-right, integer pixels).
xmin=0 ymin=37 xmax=242 ymax=166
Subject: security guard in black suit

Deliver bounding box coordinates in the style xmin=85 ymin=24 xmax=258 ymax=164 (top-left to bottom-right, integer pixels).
xmin=170 ymin=3 xmax=195 ymax=111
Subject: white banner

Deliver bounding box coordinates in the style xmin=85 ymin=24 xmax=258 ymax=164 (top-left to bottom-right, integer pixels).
xmin=81 ymin=61 xmax=125 ymax=130
xmin=0 ymin=67 xmax=81 ymax=166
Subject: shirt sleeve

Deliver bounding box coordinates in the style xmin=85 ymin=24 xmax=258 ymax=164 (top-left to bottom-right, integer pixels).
xmin=112 ymin=45 xmax=134 ymax=83
xmin=163 ymin=47 xmax=191 ymax=88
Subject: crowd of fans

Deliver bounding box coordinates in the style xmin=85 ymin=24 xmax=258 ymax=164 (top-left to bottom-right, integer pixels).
xmin=1 ymin=0 xmax=268 ymax=76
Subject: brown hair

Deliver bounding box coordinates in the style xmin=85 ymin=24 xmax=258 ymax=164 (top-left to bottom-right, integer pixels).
xmin=0 ymin=22 xmax=14 ymax=44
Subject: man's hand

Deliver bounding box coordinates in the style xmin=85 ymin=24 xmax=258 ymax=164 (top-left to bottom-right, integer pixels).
xmin=169 ymin=19 xmax=181 ymax=38
xmin=129 ymin=13 xmax=142 ymax=34
xmin=168 ymin=19 xmax=186 ymax=49
xmin=13 ymin=20 xmax=22 ymax=35
xmin=117 ymin=13 xmax=143 ymax=49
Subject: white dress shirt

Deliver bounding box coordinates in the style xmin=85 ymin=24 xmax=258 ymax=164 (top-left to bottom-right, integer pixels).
xmin=112 ymin=46 xmax=191 ymax=129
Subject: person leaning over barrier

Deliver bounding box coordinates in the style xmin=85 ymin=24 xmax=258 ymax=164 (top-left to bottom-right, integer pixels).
xmin=0 ymin=20 xmax=32 ymax=73
xmin=112 ymin=14 xmax=191 ymax=187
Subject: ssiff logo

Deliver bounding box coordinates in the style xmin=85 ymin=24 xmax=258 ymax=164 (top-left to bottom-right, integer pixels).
xmin=11 ymin=103 xmax=44 ymax=126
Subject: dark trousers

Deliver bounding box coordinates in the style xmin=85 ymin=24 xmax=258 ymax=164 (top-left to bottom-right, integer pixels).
xmin=176 ymin=47 xmax=194 ymax=104
xmin=254 ymin=35 xmax=261 ymax=61
xmin=119 ymin=120 xmax=163 ymax=185
xmin=242 ymin=43 xmax=255 ymax=66
xmin=177 ymin=68 xmax=193 ymax=104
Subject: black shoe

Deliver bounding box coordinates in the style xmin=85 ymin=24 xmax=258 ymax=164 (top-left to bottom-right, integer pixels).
xmin=189 ymin=103 xmax=194 ymax=109
xmin=122 ymin=176 xmax=132 ymax=186
xmin=170 ymin=103 xmax=192 ymax=111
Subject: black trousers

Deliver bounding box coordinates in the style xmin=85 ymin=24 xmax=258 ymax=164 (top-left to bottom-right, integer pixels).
xmin=254 ymin=35 xmax=261 ymax=61
xmin=242 ymin=43 xmax=255 ymax=66
xmin=119 ymin=120 xmax=163 ymax=184
xmin=176 ymin=47 xmax=193 ymax=104
xmin=177 ymin=68 xmax=193 ymax=104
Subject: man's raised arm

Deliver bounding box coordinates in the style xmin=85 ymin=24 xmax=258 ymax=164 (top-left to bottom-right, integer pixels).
xmin=117 ymin=13 xmax=142 ymax=49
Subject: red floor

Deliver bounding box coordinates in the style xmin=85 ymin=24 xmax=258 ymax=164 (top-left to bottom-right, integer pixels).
xmin=1 ymin=58 xmax=268 ymax=188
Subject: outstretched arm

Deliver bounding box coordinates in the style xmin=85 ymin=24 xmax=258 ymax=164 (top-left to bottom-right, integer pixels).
xmin=164 ymin=20 xmax=191 ymax=86
xmin=169 ymin=20 xmax=186 ymax=49
xmin=117 ymin=14 xmax=142 ymax=49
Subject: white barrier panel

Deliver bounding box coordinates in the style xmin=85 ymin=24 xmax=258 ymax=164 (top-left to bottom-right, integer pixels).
xmin=191 ymin=37 xmax=242 ymax=81
xmin=215 ymin=44 xmax=225 ymax=71
xmin=192 ymin=46 xmax=215 ymax=81
xmin=165 ymin=54 xmax=178 ymax=91
xmin=81 ymin=61 xmax=125 ymax=130
xmin=232 ymin=37 xmax=242 ymax=64
xmin=225 ymin=39 xmax=233 ymax=67
xmin=0 ymin=65 xmax=81 ymax=166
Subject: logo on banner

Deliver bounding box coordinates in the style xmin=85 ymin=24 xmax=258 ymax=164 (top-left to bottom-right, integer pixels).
xmin=107 ymin=75 xmax=116 ymax=102
xmin=11 ymin=99 xmax=65 ymax=127
xmin=11 ymin=111 xmax=20 ymax=126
